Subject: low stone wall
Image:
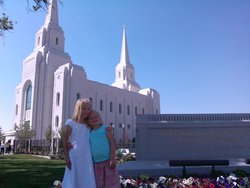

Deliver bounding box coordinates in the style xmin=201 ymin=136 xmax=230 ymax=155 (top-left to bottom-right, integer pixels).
xmin=136 ymin=113 xmax=250 ymax=160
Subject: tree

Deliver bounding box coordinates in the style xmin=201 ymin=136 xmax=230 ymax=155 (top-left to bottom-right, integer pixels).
xmin=15 ymin=122 xmax=36 ymax=153
xmin=0 ymin=13 xmax=14 ymax=37
xmin=0 ymin=126 xmax=4 ymax=141
xmin=0 ymin=0 xmax=49 ymax=37
xmin=58 ymin=126 xmax=64 ymax=148
xmin=15 ymin=122 xmax=36 ymax=141
xmin=45 ymin=124 xmax=53 ymax=143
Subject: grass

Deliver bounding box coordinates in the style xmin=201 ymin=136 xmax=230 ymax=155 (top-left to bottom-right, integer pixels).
xmin=0 ymin=154 xmax=65 ymax=188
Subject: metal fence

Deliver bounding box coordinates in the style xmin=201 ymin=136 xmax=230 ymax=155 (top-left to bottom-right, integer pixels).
xmin=12 ymin=139 xmax=135 ymax=155
xmin=13 ymin=139 xmax=52 ymax=155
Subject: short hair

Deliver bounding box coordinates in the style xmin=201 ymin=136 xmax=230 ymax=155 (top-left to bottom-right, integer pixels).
xmin=72 ymin=98 xmax=92 ymax=123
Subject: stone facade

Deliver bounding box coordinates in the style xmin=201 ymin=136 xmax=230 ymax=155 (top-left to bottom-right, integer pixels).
xmin=136 ymin=113 xmax=250 ymax=160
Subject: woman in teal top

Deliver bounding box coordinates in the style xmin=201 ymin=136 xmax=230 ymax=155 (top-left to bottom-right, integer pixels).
xmin=90 ymin=123 xmax=110 ymax=163
xmin=88 ymin=110 xmax=121 ymax=188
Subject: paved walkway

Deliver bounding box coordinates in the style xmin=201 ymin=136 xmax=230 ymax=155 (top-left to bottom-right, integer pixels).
xmin=117 ymin=159 xmax=250 ymax=177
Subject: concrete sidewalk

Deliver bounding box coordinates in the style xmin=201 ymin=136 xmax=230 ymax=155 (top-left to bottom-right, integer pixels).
xmin=117 ymin=159 xmax=250 ymax=177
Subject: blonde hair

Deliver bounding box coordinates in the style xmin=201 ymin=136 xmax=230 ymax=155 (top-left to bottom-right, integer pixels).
xmin=72 ymin=98 xmax=92 ymax=123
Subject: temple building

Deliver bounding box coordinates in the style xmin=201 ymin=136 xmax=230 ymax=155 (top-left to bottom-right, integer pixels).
xmin=12 ymin=0 xmax=160 ymax=146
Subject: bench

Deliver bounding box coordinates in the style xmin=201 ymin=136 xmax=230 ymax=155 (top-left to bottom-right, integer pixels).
xmin=169 ymin=159 xmax=229 ymax=177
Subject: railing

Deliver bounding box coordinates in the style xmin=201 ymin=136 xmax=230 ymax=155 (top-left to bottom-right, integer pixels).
xmin=12 ymin=139 xmax=135 ymax=155
xmin=13 ymin=139 xmax=51 ymax=155
xmin=137 ymin=113 xmax=250 ymax=122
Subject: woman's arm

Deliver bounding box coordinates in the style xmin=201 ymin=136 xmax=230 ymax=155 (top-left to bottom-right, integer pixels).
xmin=106 ymin=126 xmax=116 ymax=168
xmin=63 ymin=126 xmax=72 ymax=169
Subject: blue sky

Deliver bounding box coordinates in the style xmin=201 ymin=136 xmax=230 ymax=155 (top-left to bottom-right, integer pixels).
xmin=1 ymin=0 xmax=250 ymax=131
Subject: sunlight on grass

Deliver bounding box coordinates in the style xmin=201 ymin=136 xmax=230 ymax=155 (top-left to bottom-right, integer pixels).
xmin=0 ymin=154 xmax=47 ymax=160
xmin=0 ymin=154 xmax=65 ymax=188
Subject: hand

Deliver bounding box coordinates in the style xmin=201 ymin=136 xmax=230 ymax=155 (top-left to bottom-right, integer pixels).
xmin=66 ymin=158 xmax=72 ymax=170
xmin=106 ymin=125 xmax=113 ymax=133
xmin=67 ymin=142 xmax=73 ymax=150
xmin=109 ymin=159 xmax=116 ymax=169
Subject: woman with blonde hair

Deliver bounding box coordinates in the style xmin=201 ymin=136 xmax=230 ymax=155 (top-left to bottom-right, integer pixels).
xmin=62 ymin=98 xmax=96 ymax=188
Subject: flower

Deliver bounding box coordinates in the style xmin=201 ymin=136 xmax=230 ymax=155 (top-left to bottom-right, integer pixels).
xmin=118 ymin=174 xmax=250 ymax=188
xmin=52 ymin=180 xmax=62 ymax=188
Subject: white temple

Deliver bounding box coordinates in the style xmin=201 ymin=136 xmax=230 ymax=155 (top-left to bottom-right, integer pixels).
xmin=12 ymin=0 xmax=160 ymax=146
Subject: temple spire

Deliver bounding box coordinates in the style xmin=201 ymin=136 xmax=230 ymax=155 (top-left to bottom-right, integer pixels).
xmin=44 ymin=0 xmax=59 ymax=26
xmin=112 ymin=26 xmax=141 ymax=92
xmin=120 ymin=25 xmax=131 ymax=65
xmin=34 ymin=0 xmax=65 ymax=51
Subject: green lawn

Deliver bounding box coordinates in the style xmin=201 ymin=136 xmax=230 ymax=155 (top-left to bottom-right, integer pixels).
xmin=0 ymin=154 xmax=65 ymax=188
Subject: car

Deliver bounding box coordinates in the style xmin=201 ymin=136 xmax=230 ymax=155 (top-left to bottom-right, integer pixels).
xmin=130 ymin=152 xmax=136 ymax=160
xmin=115 ymin=148 xmax=130 ymax=159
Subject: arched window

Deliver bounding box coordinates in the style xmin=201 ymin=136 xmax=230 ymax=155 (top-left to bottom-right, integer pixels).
xmin=38 ymin=36 xmax=40 ymax=45
xmin=56 ymin=92 xmax=60 ymax=106
xmin=56 ymin=37 xmax=59 ymax=45
xmin=76 ymin=93 xmax=81 ymax=100
xmin=26 ymin=85 xmax=32 ymax=110
xmin=119 ymin=103 xmax=122 ymax=114
xmin=55 ymin=116 xmax=59 ymax=127
xmin=135 ymin=106 xmax=138 ymax=115
xmin=15 ymin=104 xmax=18 ymax=115
xmin=100 ymin=100 xmax=103 ymax=111
xmin=110 ymin=101 xmax=113 ymax=113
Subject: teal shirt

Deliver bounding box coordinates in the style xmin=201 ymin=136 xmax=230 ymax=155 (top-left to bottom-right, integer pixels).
xmin=89 ymin=125 xmax=110 ymax=163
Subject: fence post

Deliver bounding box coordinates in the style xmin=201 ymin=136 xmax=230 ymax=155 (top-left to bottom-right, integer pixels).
xmin=28 ymin=140 xmax=31 ymax=153
xmin=50 ymin=138 xmax=54 ymax=154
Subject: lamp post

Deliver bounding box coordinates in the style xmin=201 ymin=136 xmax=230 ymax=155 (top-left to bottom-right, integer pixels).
xmin=112 ymin=124 xmax=115 ymax=138
xmin=122 ymin=124 xmax=125 ymax=148
xmin=109 ymin=122 xmax=115 ymax=143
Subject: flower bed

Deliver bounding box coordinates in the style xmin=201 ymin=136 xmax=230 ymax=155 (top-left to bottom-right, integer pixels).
xmin=53 ymin=170 xmax=250 ymax=188
xmin=119 ymin=171 xmax=250 ymax=188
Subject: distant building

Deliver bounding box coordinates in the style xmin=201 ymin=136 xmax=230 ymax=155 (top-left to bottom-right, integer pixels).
xmin=12 ymin=0 xmax=160 ymax=146
xmin=2 ymin=130 xmax=15 ymax=146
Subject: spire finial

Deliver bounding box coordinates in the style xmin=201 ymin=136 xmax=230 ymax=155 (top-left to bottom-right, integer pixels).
xmin=120 ymin=25 xmax=130 ymax=65
xmin=44 ymin=0 xmax=59 ymax=26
